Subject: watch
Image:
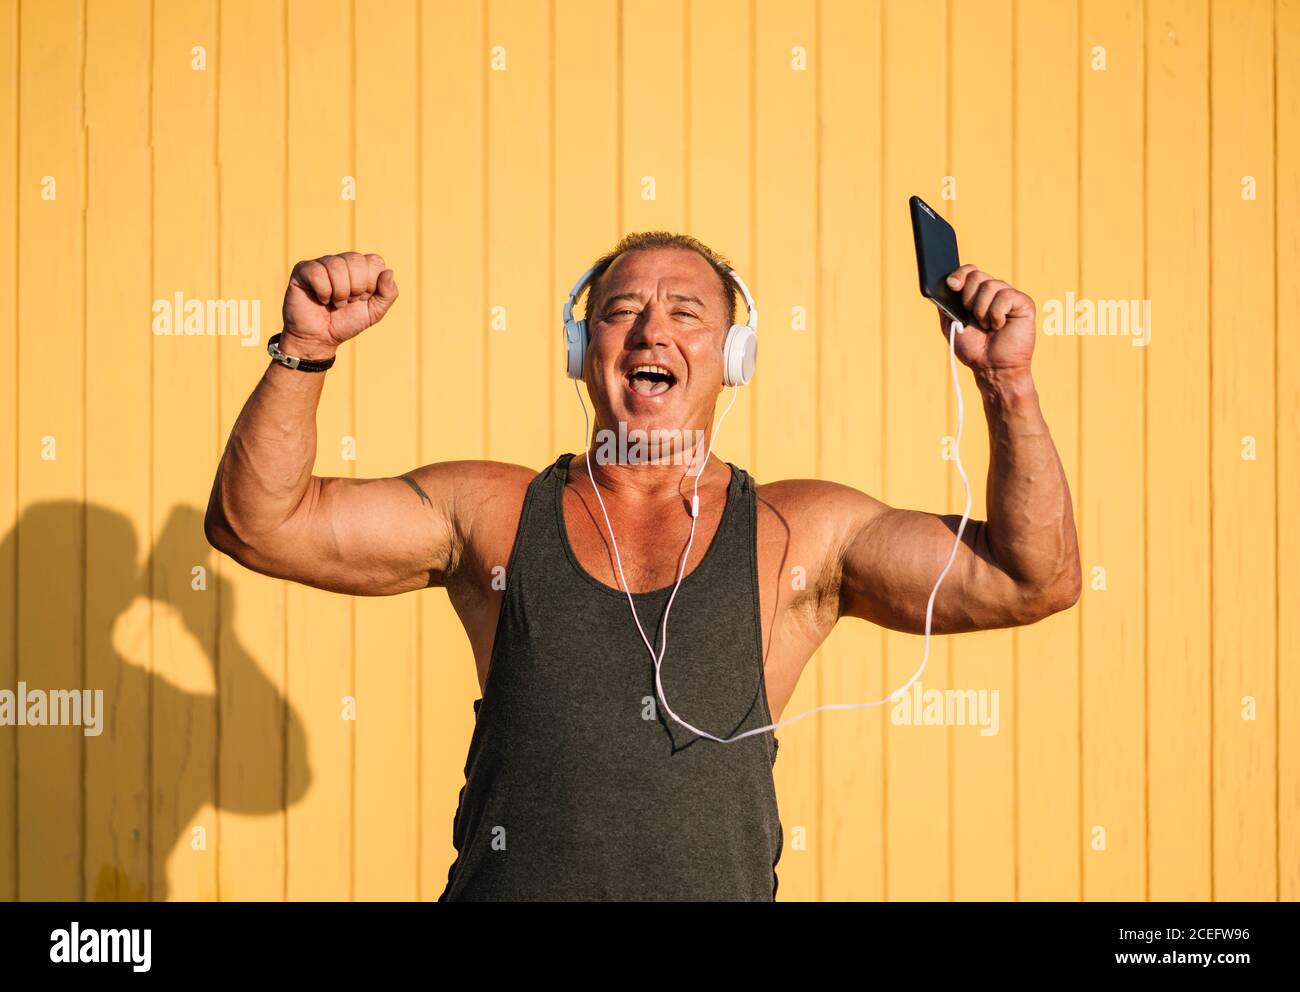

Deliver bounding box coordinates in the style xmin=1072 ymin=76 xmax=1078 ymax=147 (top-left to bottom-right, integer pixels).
xmin=267 ymin=332 xmax=336 ymax=372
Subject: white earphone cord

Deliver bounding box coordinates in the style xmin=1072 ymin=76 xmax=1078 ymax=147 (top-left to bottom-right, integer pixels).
xmin=574 ymin=317 xmax=971 ymax=744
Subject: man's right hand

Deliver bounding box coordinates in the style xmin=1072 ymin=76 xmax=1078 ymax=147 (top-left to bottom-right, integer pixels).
xmin=281 ymin=252 xmax=399 ymax=359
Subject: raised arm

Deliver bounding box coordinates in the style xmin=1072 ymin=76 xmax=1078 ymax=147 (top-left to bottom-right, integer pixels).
xmin=204 ymin=252 xmax=461 ymax=596
xmin=835 ymin=265 xmax=1081 ymax=633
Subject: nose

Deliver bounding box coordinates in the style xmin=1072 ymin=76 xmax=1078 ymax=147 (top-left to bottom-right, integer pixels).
xmin=628 ymin=300 xmax=673 ymax=351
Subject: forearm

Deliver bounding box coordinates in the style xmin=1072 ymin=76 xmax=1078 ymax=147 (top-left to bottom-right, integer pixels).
xmin=205 ymin=333 xmax=337 ymax=547
xmin=975 ymin=365 xmax=1080 ymax=598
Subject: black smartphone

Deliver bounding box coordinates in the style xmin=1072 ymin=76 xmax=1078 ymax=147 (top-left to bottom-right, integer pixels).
xmin=909 ymin=195 xmax=974 ymax=328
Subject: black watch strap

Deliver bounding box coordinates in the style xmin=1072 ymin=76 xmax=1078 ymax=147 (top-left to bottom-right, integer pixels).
xmin=267 ymin=332 xmax=337 ymax=372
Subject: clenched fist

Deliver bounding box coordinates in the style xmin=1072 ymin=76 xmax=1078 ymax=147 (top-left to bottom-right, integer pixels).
xmin=938 ymin=264 xmax=1036 ymax=374
xmin=280 ymin=252 xmax=399 ymax=359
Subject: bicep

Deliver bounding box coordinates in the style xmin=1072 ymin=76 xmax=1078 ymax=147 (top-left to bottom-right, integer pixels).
xmin=837 ymin=497 xmax=1034 ymax=633
xmin=237 ymin=462 xmax=466 ymax=597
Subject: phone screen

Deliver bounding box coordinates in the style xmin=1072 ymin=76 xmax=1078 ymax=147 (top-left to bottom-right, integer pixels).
xmin=909 ymin=195 xmax=974 ymax=327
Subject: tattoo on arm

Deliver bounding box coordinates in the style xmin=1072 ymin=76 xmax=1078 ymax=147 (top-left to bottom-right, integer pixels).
xmin=398 ymin=473 xmax=433 ymax=508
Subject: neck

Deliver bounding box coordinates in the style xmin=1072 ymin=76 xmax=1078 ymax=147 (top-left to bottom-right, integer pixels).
xmin=576 ymin=447 xmax=727 ymax=504
xmin=578 ymin=405 xmax=726 ymax=500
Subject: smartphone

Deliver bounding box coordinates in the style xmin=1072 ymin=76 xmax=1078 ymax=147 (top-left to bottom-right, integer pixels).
xmin=909 ymin=195 xmax=974 ymax=328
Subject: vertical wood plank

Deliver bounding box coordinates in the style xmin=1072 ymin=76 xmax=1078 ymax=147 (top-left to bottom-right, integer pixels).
xmin=688 ymin=0 xmax=755 ymax=471
xmin=1078 ymin=0 xmax=1146 ymax=901
xmin=1277 ymin=0 xmax=1300 ymax=904
xmin=1145 ymin=0 xmax=1212 ymax=901
xmin=949 ymin=0 xmax=1016 ymax=903
xmin=622 ymin=0 xmax=685 ymax=233
xmin=0 ymin=0 xmax=20 ymax=904
xmin=151 ymin=0 xmax=220 ymax=902
xmin=1209 ymin=0 xmax=1277 ymax=900
xmin=83 ymin=0 xmax=152 ymax=902
xmin=16 ymin=0 xmax=85 ymax=901
xmin=284 ymin=0 xmax=355 ymax=902
xmin=752 ymin=0 xmax=820 ymax=901
xmin=819 ymin=0 xmax=886 ymax=902
xmin=880 ymin=0 xmax=950 ymax=901
xmin=353 ymin=0 xmax=420 ymax=901
xmin=1013 ymin=0 xmax=1082 ymax=902
xmin=216 ymin=0 xmax=294 ymax=901
xmin=486 ymin=0 xmax=551 ymax=468
xmin=552 ymin=0 xmax=616 ymax=471
xmin=420 ymin=0 xmax=492 ymax=900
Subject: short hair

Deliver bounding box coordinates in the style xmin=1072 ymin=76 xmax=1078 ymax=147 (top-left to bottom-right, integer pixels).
xmin=579 ymin=231 xmax=738 ymax=329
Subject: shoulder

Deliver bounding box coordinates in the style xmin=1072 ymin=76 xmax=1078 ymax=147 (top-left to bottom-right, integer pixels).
xmin=752 ymin=476 xmax=892 ymax=574
xmin=406 ymin=458 xmax=539 ymax=492
xmin=744 ymin=477 xmax=888 ymax=624
xmin=754 ymin=476 xmax=889 ymax=534
xmin=402 ymin=459 xmax=544 ymax=515
xmin=406 ymin=458 xmax=542 ymax=541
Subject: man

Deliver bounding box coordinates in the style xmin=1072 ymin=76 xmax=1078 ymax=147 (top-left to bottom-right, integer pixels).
xmin=203 ymin=231 xmax=1081 ymax=901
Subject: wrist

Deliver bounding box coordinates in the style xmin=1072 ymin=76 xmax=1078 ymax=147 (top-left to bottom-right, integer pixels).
xmin=277 ymin=331 xmax=338 ymax=362
xmin=973 ymin=364 xmax=1038 ymax=410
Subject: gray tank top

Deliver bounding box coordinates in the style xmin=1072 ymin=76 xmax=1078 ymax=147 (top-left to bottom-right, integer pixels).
xmin=439 ymin=453 xmax=784 ymax=901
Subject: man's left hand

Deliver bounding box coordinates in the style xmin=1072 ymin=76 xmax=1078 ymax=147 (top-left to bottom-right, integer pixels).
xmin=939 ymin=265 xmax=1037 ymax=374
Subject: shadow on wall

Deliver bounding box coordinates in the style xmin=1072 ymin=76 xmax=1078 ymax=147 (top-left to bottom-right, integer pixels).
xmin=0 ymin=501 xmax=312 ymax=900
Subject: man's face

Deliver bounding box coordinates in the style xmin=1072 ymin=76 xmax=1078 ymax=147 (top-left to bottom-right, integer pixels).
xmin=584 ymin=247 xmax=730 ymax=438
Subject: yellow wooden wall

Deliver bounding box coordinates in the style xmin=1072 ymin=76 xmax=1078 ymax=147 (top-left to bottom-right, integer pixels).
xmin=1 ymin=0 xmax=1295 ymax=901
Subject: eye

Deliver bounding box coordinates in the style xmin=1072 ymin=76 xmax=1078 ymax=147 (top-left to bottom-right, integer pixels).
xmin=605 ymin=307 xmax=699 ymax=320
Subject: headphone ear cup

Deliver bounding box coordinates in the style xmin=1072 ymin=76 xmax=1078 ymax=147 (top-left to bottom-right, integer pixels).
xmin=564 ymin=318 xmax=588 ymax=380
xmin=722 ymin=324 xmax=757 ymax=386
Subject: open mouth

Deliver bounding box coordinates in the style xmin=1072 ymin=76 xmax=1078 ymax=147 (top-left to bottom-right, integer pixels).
xmin=625 ymin=363 xmax=677 ymax=397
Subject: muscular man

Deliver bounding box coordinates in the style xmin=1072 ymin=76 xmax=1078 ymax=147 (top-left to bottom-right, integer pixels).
xmin=203 ymin=231 xmax=1081 ymax=902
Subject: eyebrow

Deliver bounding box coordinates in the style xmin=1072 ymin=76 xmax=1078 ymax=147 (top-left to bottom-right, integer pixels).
xmin=601 ymin=291 xmax=708 ymax=309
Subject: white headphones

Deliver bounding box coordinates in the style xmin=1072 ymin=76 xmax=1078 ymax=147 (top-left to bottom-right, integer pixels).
xmin=562 ymin=260 xmax=758 ymax=385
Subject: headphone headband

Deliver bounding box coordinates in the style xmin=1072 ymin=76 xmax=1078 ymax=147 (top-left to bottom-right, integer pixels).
xmin=562 ymin=262 xmax=601 ymax=328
